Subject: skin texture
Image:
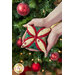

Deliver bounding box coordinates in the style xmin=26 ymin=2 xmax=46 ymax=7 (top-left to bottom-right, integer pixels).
xmin=22 ymin=2 xmax=62 ymax=57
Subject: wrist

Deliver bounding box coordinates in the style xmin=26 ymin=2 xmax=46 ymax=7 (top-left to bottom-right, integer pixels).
xmin=43 ymin=17 xmax=50 ymax=27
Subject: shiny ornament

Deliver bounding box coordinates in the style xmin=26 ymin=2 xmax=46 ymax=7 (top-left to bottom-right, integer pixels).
xmin=17 ymin=3 xmax=30 ymax=16
xmin=16 ymin=38 xmax=22 ymax=47
xmin=50 ymin=52 xmax=59 ymax=61
xmin=14 ymin=63 xmax=24 ymax=74
xmin=31 ymin=63 xmax=41 ymax=72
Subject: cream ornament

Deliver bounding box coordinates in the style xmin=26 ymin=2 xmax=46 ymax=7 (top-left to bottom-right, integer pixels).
xmin=14 ymin=63 xmax=24 ymax=74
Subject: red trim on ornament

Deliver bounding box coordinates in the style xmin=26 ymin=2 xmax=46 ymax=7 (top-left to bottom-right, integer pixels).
xmin=37 ymin=28 xmax=51 ymax=38
xmin=27 ymin=25 xmax=37 ymax=36
xmin=23 ymin=37 xmax=35 ymax=47
xmin=35 ymin=38 xmax=46 ymax=52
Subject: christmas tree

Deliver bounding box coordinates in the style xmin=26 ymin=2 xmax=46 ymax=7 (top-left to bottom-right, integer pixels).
xmin=12 ymin=0 xmax=62 ymax=75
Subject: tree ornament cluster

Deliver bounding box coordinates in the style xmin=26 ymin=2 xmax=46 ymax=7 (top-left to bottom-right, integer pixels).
xmin=17 ymin=3 xmax=30 ymax=16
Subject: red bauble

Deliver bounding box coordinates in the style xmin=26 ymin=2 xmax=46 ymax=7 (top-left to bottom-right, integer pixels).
xmin=17 ymin=3 xmax=30 ymax=16
xmin=50 ymin=52 xmax=59 ymax=61
xmin=58 ymin=58 xmax=62 ymax=63
xmin=16 ymin=38 xmax=22 ymax=47
xmin=31 ymin=63 xmax=41 ymax=72
xmin=24 ymin=66 xmax=32 ymax=72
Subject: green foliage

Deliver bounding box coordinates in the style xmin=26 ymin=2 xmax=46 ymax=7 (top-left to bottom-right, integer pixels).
xmin=12 ymin=0 xmax=62 ymax=74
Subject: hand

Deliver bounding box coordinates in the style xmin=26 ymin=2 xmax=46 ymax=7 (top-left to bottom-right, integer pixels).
xmin=23 ymin=18 xmax=47 ymax=27
xmin=23 ymin=2 xmax=62 ymax=28
xmin=46 ymin=22 xmax=62 ymax=57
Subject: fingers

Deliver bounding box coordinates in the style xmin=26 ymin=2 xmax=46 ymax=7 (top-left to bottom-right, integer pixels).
xmin=22 ymin=30 xmax=27 ymax=43
xmin=26 ymin=48 xmax=38 ymax=52
xmin=23 ymin=18 xmax=45 ymax=27
xmin=47 ymin=32 xmax=59 ymax=54
xmin=23 ymin=19 xmax=34 ymax=27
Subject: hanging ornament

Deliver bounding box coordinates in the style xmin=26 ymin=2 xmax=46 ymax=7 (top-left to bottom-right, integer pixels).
xmin=14 ymin=63 xmax=24 ymax=74
xmin=58 ymin=58 xmax=62 ymax=63
xmin=50 ymin=52 xmax=59 ymax=61
xmin=17 ymin=3 xmax=30 ymax=16
xmin=31 ymin=62 xmax=41 ymax=72
xmin=16 ymin=37 xmax=22 ymax=47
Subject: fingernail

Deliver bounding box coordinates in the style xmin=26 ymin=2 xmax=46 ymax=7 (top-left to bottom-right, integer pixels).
xmin=23 ymin=25 xmax=25 ymax=27
xmin=23 ymin=25 xmax=27 ymax=27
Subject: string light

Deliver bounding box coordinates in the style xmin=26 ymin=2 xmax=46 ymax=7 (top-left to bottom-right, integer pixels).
xmin=58 ymin=50 xmax=62 ymax=53
xmin=60 ymin=38 xmax=62 ymax=41
xmin=38 ymin=58 xmax=40 ymax=61
xmin=20 ymin=60 xmax=23 ymax=63
xmin=31 ymin=59 xmax=34 ymax=61
xmin=49 ymin=59 xmax=51 ymax=62
xmin=20 ymin=53 xmax=23 ymax=55
xmin=42 ymin=69 xmax=44 ymax=72
xmin=29 ymin=52 xmax=31 ymax=55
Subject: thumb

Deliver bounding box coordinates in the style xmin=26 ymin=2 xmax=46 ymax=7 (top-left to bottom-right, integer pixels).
xmin=47 ymin=32 xmax=59 ymax=54
xmin=23 ymin=20 xmax=34 ymax=27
